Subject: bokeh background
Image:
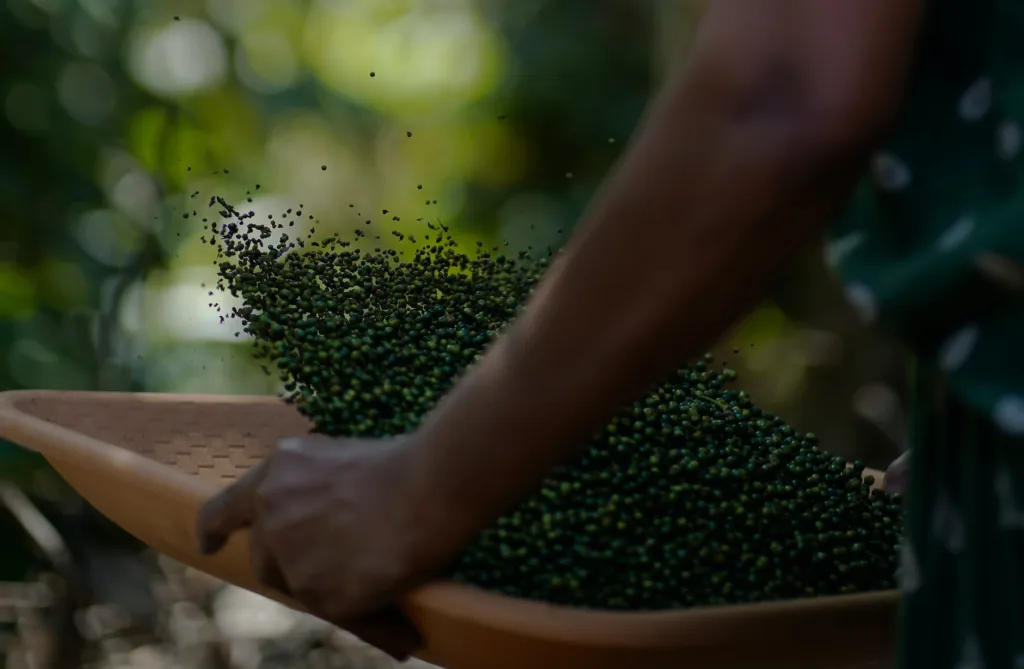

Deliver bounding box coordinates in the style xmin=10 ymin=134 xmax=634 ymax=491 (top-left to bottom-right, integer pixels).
xmin=0 ymin=0 xmax=909 ymax=666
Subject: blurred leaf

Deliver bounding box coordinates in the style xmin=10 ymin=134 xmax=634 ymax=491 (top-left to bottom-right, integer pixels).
xmin=128 ymin=105 xmax=170 ymax=172
xmin=304 ymin=3 xmax=507 ymax=115
xmin=166 ymin=120 xmax=213 ymax=187
xmin=36 ymin=257 xmax=89 ymax=309
xmin=731 ymin=303 xmax=791 ymax=348
xmin=0 ymin=262 xmax=37 ymax=320
xmin=188 ymin=87 xmax=264 ymax=159
xmin=0 ymin=440 xmax=47 ymax=483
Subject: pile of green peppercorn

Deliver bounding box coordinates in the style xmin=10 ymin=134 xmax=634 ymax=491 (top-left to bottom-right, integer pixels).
xmin=203 ymin=195 xmax=903 ymax=611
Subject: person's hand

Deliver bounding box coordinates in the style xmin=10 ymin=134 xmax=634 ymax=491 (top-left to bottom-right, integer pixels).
xmin=194 ymin=435 xmax=460 ymax=660
xmin=882 ymin=450 xmax=910 ymax=495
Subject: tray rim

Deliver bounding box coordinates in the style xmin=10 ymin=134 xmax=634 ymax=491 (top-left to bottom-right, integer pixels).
xmin=0 ymin=388 xmax=901 ymax=649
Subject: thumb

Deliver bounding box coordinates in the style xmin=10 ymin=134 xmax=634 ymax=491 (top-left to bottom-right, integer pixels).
xmin=883 ymin=450 xmax=911 ymax=495
xmin=195 ymin=461 xmax=267 ymax=555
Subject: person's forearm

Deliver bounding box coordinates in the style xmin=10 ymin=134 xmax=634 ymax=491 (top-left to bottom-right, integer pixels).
xmin=411 ymin=113 xmax=859 ymax=549
xmin=409 ymin=2 xmax=916 ymax=549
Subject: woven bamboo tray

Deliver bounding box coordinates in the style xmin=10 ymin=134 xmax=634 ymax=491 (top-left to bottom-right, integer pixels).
xmin=0 ymin=390 xmax=899 ymax=669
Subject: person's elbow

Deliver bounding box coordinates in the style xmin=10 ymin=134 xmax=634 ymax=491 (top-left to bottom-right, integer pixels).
xmin=796 ymin=84 xmax=902 ymax=168
xmin=696 ymin=55 xmax=904 ymax=174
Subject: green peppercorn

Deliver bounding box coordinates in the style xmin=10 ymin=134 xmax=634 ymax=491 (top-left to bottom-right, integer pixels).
xmin=205 ymin=192 xmax=904 ymax=612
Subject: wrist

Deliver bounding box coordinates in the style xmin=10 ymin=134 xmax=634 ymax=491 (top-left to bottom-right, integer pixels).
xmin=395 ymin=332 xmax=589 ymax=573
xmin=392 ymin=432 xmax=488 ymax=576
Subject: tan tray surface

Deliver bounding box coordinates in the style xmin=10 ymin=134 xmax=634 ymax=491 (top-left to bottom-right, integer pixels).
xmin=0 ymin=390 xmax=899 ymax=669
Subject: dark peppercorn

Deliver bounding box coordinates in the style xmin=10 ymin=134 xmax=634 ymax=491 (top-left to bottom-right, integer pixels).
xmin=206 ymin=194 xmax=903 ymax=611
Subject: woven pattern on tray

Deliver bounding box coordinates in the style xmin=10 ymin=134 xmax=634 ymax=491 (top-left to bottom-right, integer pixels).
xmin=14 ymin=395 xmax=312 ymax=484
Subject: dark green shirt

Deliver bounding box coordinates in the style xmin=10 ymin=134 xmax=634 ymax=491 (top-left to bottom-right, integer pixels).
xmin=828 ymin=5 xmax=1024 ymax=667
xmin=829 ymin=0 xmax=1024 ymax=437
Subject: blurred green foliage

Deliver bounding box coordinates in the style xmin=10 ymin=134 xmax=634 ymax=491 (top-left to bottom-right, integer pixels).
xmin=0 ymin=0 xmax=657 ymax=480
xmin=0 ymin=0 xmax=906 ymax=496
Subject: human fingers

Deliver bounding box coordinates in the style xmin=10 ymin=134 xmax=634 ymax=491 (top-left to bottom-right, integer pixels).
xmin=195 ymin=461 xmax=269 ymax=555
xmin=249 ymin=518 xmax=291 ymax=595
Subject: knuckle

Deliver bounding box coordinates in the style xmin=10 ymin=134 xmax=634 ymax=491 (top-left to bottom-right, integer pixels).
xmin=206 ymin=487 xmax=236 ymax=516
xmin=252 ymin=489 xmax=273 ymax=516
xmin=254 ymin=470 xmax=289 ymax=506
xmin=255 ymin=479 xmax=290 ymax=511
xmin=197 ymin=492 xmax=237 ymax=533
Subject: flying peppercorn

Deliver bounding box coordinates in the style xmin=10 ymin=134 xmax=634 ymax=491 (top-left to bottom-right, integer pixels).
xmin=205 ymin=193 xmax=903 ymax=611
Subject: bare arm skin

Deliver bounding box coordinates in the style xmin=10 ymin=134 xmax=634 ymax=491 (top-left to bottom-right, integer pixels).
xmin=408 ymin=0 xmax=926 ymax=557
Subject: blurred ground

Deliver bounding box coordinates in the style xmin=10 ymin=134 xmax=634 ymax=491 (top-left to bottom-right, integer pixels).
xmin=0 ymin=480 xmax=439 ymax=669
xmin=6 ymin=552 xmax=441 ymax=669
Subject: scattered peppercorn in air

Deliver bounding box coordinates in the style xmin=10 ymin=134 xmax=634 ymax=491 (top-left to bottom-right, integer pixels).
xmin=200 ymin=190 xmax=903 ymax=611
